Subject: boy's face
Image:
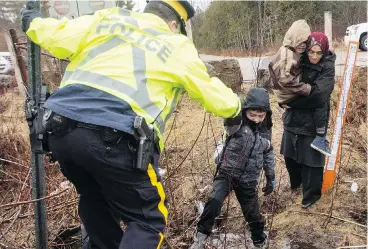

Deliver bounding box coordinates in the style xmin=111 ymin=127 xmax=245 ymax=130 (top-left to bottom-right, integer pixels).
xmin=246 ymin=110 xmax=266 ymax=124
xmin=295 ymin=42 xmax=307 ymax=54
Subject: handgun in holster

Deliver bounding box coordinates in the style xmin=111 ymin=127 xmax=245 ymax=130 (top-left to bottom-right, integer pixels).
xmin=134 ymin=116 xmax=155 ymax=171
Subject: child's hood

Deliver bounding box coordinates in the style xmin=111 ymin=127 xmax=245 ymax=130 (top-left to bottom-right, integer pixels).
xmin=243 ymin=88 xmax=271 ymax=113
xmin=283 ymin=19 xmax=311 ymax=49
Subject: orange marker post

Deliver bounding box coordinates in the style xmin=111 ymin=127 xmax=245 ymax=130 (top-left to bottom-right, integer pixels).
xmin=321 ymin=41 xmax=360 ymax=194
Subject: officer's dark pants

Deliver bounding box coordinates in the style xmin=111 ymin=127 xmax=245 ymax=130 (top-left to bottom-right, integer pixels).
xmin=49 ymin=127 xmax=167 ymax=249
xmin=197 ymin=174 xmax=265 ymax=241
xmin=284 ymin=157 xmax=323 ymax=206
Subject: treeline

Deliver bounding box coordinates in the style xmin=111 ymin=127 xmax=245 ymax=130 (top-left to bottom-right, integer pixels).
xmin=1 ymin=1 xmax=366 ymax=51
xmin=191 ymin=1 xmax=367 ymax=51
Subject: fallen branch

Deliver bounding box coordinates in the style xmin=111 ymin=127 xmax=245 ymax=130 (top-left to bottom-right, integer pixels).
xmin=0 ymin=188 xmax=69 ymax=209
xmin=337 ymin=246 xmax=368 ymax=249
xmin=0 ymin=169 xmax=25 ymax=185
xmin=1 ymin=199 xmax=79 ymax=224
xmin=164 ymin=236 xmax=174 ymax=249
xmin=331 ymin=227 xmax=367 ymax=240
xmin=0 ymin=207 xmax=22 ymax=240
xmin=350 ymin=232 xmax=367 ymax=239
xmin=289 ymin=210 xmax=367 ymax=229
xmin=0 ymin=158 xmax=28 ymax=168
xmin=0 ymin=241 xmax=11 ymax=248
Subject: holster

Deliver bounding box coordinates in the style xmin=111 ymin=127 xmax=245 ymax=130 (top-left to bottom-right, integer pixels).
xmin=133 ymin=116 xmax=158 ymax=172
xmin=135 ymin=133 xmax=155 ymax=172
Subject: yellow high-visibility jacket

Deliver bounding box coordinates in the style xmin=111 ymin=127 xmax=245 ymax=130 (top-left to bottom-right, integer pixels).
xmin=27 ymin=7 xmax=241 ymax=151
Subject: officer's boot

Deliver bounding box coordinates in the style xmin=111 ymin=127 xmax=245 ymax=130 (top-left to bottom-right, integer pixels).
xmin=189 ymin=232 xmax=207 ymax=249
xmin=81 ymin=224 xmax=90 ymax=249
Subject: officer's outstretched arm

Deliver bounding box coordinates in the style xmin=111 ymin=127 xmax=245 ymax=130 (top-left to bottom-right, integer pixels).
xmin=178 ymin=41 xmax=241 ymax=119
xmin=26 ymin=15 xmax=95 ymax=59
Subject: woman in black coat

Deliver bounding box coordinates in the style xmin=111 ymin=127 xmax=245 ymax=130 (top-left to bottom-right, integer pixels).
xmin=281 ymin=32 xmax=336 ymax=208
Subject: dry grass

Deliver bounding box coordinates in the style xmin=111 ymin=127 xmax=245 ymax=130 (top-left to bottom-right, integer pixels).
xmin=332 ymin=38 xmax=348 ymax=52
xmin=199 ymin=42 xmax=281 ymax=58
xmin=0 ymin=79 xmax=79 ymax=248
xmin=330 ymin=67 xmax=367 ymax=156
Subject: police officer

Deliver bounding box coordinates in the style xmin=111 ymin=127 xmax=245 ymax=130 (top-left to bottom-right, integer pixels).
xmin=21 ymin=1 xmax=242 ymax=248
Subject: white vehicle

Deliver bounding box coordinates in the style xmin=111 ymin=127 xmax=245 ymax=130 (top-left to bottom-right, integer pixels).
xmin=46 ymin=0 xmax=117 ymax=19
xmin=344 ymin=22 xmax=367 ymax=51
xmin=0 ymin=52 xmax=13 ymax=75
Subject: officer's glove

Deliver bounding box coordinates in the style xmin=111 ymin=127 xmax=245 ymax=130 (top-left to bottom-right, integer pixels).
xmin=262 ymin=174 xmax=275 ymax=196
xmin=21 ymin=1 xmax=42 ymax=33
xmin=224 ymin=101 xmax=243 ymax=136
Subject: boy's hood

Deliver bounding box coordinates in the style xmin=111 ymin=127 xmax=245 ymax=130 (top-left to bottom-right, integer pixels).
xmin=243 ymin=88 xmax=271 ymax=113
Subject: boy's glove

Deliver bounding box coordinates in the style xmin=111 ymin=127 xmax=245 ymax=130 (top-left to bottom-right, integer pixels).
xmin=262 ymin=174 xmax=275 ymax=195
xmin=21 ymin=1 xmax=42 ymax=33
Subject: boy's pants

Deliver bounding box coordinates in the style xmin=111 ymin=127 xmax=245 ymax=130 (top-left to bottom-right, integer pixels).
xmin=313 ymin=101 xmax=329 ymax=135
xmin=197 ymin=174 xmax=265 ymax=241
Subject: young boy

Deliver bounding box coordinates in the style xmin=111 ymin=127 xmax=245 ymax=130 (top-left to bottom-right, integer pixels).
xmin=190 ymin=88 xmax=275 ymax=249
xmin=269 ymin=19 xmax=332 ymax=156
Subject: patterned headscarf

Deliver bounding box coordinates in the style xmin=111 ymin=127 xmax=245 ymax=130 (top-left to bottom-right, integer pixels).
xmin=307 ymin=32 xmax=330 ymax=56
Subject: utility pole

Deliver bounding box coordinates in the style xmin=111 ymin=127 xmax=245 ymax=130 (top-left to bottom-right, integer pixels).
xmin=324 ymin=11 xmax=332 ymax=49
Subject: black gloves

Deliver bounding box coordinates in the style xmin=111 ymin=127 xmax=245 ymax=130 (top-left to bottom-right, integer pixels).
xmin=262 ymin=174 xmax=275 ymax=196
xmin=224 ymin=112 xmax=242 ymax=127
xmin=224 ymin=112 xmax=242 ymax=136
xmin=21 ymin=1 xmax=42 ymax=33
xmin=223 ymin=100 xmax=243 ymax=136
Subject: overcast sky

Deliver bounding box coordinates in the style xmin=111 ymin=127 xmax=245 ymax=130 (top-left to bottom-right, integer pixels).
xmin=132 ymin=0 xmax=147 ymax=12
xmin=132 ymin=0 xmax=211 ymax=12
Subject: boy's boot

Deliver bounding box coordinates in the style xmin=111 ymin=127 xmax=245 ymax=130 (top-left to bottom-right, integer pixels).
xmin=311 ymin=135 xmax=332 ymax=156
xmin=252 ymin=232 xmax=268 ymax=248
xmin=189 ymin=232 xmax=208 ymax=249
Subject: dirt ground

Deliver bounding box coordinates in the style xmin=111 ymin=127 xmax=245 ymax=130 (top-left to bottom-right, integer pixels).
xmin=0 ymin=67 xmax=367 ymax=248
